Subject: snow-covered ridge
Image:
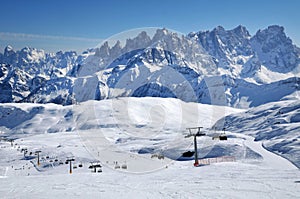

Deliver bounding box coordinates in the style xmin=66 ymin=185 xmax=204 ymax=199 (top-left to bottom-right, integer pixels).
xmin=0 ymin=25 xmax=299 ymax=107
xmin=213 ymin=99 xmax=300 ymax=168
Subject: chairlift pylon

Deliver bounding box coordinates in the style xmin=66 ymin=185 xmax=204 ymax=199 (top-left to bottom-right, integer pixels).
xmin=185 ymin=127 xmax=205 ymax=167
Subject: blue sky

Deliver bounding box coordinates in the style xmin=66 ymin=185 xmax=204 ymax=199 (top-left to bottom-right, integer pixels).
xmin=0 ymin=0 xmax=299 ymax=53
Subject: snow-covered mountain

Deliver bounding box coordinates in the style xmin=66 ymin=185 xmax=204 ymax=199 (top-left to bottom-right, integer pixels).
xmin=0 ymin=25 xmax=299 ymax=107
xmin=1 ymin=25 xmax=300 ymax=198
xmin=74 ymin=25 xmax=300 ymax=107
xmin=0 ymin=46 xmax=88 ymax=105
xmin=190 ymin=25 xmax=300 ymax=76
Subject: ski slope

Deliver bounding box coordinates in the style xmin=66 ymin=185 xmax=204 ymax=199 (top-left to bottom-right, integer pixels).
xmin=0 ymin=97 xmax=299 ymax=198
xmin=232 ymin=132 xmax=296 ymax=170
xmin=0 ymin=136 xmax=299 ymax=198
xmin=213 ymin=99 xmax=300 ymax=168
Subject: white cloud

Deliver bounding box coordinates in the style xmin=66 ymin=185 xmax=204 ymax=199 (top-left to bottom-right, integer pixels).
xmin=0 ymin=32 xmax=103 ymax=42
xmin=0 ymin=32 xmax=104 ymax=53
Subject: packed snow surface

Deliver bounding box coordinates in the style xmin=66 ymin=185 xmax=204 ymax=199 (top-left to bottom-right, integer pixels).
xmin=0 ymin=97 xmax=299 ymax=198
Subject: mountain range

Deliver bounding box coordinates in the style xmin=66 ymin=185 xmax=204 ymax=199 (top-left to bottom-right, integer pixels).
xmin=0 ymin=25 xmax=299 ymax=108
xmin=1 ymin=25 xmax=300 ymax=169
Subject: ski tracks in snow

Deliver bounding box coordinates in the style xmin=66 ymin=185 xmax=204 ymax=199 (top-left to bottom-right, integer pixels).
xmin=232 ymin=132 xmax=297 ymax=170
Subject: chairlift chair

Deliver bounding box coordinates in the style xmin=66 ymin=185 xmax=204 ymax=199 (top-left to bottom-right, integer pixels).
xmin=220 ymin=128 xmax=227 ymax=140
xmin=182 ymin=151 xmax=195 ymax=157
xmin=219 ymin=134 xmax=227 ymax=140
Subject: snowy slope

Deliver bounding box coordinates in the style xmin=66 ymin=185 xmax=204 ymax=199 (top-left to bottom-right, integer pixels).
xmin=0 ymin=97 xmax=241 ymax=150
xmin=0 ymin=97 xmax=299 ymax=198
xmin=213 ymin=99 xmax=300 ymax=168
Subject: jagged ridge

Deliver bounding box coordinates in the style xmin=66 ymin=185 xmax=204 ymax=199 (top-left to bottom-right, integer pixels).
xmin=0 ymin=25 xmax=299 ymax=107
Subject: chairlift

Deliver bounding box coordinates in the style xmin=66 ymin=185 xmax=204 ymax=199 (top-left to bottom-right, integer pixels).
xmin=220 ymin=128 xmax=227 ymax=140
xmin=219 ymin=134 xmax=227 ymax=140
xmin=212 ymin=134 xmax=227 ymax=140
xmin=212 ymin=128 xmax=227 ymax=140
xmin=185 ymin=127 xmax=206 ymax=167
xmin=182 ymin=151 xmax=195 ymax=157
xmin=89 ymin=162 xmax=102 ymax=172
xmin=65 ymin=158 xmax=75 ymax=174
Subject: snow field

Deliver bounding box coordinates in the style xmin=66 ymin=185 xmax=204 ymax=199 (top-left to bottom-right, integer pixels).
xmin=0 ymin=97 xmax=299 ymax=198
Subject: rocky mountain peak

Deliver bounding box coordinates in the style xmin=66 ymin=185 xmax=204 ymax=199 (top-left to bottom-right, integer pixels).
xmin=4 ymin=45 xmax=15 ymax=57
xmin=232 ymin=25 xmax=251 ymax=38
xmin=253 ymin=25 xmax=288 ymax=46
xmin=251 ymin=25 xmax=299 ymax=73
